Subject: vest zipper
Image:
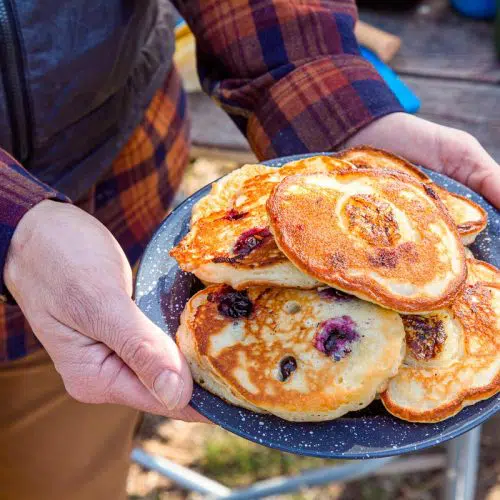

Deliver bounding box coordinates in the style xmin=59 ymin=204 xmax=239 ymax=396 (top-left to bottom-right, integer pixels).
xmin=0 ymin=0 xmax=32 ymax=162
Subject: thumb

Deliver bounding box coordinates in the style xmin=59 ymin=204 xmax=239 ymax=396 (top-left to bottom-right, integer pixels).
xmin=111 ymin=299 xmax=193 ymax=410
xmin=435 ymin=126 xmax=500 ymax=209
xmin=75 ymin=293 xmax=194 ymax=410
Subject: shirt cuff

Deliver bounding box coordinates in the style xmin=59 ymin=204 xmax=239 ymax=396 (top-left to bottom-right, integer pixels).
xmin=247 ymin=54 xmax=404 ymax=160
xmin=0 ymin=150 xmax=70 ymax=304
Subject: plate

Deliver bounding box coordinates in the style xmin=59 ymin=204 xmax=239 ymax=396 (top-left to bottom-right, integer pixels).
xmin=135 ymin=153 xmax=500 ymax=459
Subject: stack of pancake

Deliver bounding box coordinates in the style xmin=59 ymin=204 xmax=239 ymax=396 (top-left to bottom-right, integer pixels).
xmin=170 ymin=147 xmax=499 ymax=423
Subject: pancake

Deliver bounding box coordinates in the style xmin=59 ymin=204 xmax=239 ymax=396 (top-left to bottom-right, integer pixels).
xmin=464 ymin=247 xmax=475 ymax=259
xmin=267 ymin=170 xmax=467 ymax=313
xmin=338 ymin=146 xmax=431 ymax=183
xmin=337 ymin=146 xmax=488 ymax=244
xmin=381 ymin=259 xmax=500 ymax=422
xmin=177 ymin=285 xmax=405 ymax=421
xmin=467 ymin=258 xmax=500 ymax=283
xmin=399 ymin=310 xmax=463 ymax=370
xmin=171 ymin=157 xmax=354 ymax=289
xmin=229 ymin=156 xmax=353 ymax=215
xmin=432 ymin=188 xmax=488 ymax=245
xmin=191 ymin=163 xmax=273 ymax=223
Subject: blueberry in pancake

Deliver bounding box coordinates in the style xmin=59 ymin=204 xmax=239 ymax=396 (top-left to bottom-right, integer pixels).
xmin=381 ymin=258 xmax=500 ymax=422
xmin=171 ymin=156 xmax=354 ymax=289
xmin=177 ymin=285 xmax=405 ymax=421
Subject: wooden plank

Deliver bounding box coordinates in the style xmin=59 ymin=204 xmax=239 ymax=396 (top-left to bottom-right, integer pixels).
xmin=360 ymin=0 xmax=500 ymax=83
xmin=406 ymin=76 xmax=500 ymax=161
xmin=188 ymin=92 xmax=249 ymax=152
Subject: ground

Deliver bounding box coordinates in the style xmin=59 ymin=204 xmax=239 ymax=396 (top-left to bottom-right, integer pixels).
xmin=127 ymin=158 xmax=499 ymax=500
xmin=128 ymin=414 xmax=499 ymax=499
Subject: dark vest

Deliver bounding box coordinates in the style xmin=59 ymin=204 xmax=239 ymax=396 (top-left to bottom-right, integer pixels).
xmin=0 ymin=0 xmax=176 ymax=200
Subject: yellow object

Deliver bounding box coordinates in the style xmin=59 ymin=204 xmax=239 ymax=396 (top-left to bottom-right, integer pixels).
xmin=354 ymin=21 xmax=401 ymax=63
xmin=174 ymin=23 xmax=201 ymax=92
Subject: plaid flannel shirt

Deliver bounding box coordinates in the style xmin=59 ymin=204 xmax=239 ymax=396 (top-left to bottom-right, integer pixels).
xmin=0 ymin=0 xmax=402 ymax=362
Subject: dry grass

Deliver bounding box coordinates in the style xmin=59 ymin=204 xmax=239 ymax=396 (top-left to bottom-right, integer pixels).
xmin=199 ymin=427 xmax=337 ymax=488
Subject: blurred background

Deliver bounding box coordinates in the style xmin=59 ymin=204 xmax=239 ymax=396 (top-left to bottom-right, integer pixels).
xmin=128 ymin=0 xmax=500 ymax=498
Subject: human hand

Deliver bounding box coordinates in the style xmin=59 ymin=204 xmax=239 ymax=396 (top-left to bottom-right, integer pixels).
xmin=345 ymin=112 xmax=500 ymax=209
xmin=4 ymin=200 xmax=207 ymax=423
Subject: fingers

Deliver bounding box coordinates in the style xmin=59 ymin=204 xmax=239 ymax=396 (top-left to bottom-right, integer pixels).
xmin=6 ymin=200 xmax=198 ymax=418
xmin=47 ymin=321 xmax=206 ymax=421
xmin=473 ymin=168 xmax=500 ymax=209
xmin=345 ymin=113 xmax=500 ymax=208
xmin=57 ymin=286 xmax=193 ymax=411
xmin=95 ymin=353 xmax=209 ymax=422
xmin=104 ymin=297 xmax=194 ymax=411
xmin=436 ymin=127 xmax=500 ymax=209
xmin=344 ymin=113 xmax=443 ymax=169
xmin=167 ymin=406 xmax=212 ymax=424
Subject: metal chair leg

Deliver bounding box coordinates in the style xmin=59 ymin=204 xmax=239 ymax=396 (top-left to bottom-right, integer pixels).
xmin=444 ymin=426 xmax=482 ymax=500
xmin=131 ymin=447 xmax=393 ymax=499
xmin=213 ymin=457 xmax=394 ymax=500
xmin=131 ymin=448 xmax=231 ymax=497
xmin=132 ymin=427 xmax=480 ymax=500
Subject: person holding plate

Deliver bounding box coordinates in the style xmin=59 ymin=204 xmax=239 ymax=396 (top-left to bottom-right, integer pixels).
xmin=0 ymin=0 xmax=499 ymax=498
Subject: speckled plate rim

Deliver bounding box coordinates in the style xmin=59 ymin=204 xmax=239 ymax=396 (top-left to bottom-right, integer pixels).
xmin=135 ymin=153 xmax=500 ymax=459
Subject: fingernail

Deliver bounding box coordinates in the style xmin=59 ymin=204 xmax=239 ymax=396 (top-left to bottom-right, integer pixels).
xmin=153 ymin=370 xmax=184 ymax=410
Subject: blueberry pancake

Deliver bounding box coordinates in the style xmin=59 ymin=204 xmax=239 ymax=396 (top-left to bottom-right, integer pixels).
xmin=177 ymin=285 xmax=405 ymax=421
xmin=337 ymin=146 xmax=488 ymax=245
xmin=191 ymin=163 xmax=274 ymax=223
xmin=171 ymin=156 xmax=353 ymax=289
xmin=381 ymin=259 xmax=500 ymax=422
xmin=267 ymin=170 xmax=467 ymax=313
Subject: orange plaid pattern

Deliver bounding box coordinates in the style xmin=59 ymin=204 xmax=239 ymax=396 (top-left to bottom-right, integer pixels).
xmin=0 ymin=68 xmax=190 ymax=361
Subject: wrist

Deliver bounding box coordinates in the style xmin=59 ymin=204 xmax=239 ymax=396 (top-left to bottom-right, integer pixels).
xmin=3 ymin=199 xmax=58 ymax=301
xmin=344 ymin=112 xmax=410 ymax=149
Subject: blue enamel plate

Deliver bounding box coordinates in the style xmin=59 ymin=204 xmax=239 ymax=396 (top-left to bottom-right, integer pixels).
xmin=135 ymin=153 xmax=500 ymax=459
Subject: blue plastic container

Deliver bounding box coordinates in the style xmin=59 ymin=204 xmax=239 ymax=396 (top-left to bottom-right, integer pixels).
xmin=451 ymin=0 xmax=497 ymax=19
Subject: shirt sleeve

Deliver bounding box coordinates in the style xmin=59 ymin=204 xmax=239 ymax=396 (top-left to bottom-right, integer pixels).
xmin=173 ymin=0 xmax=403 ymax=159
xmin=0 ymin=149 xmax=70 ymax=303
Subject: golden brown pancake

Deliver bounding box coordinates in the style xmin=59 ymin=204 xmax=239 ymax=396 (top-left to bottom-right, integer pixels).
xmin=464 ymin=247 xmax=475 ymax=259
xmin=191 ymin=163 xmax=273 ymax=224
xmin=432 ymin=187 xmax=488 ymax=245
xmin=338 ymin=146 xmax=431 ymax=183
xmin=337 ymin=146 xmax=488 ymax=244
xmin=177 ymin=285 xmax=405 ymax=421
xmin=466 ymin=258 xmax=500 ymax=283
xmin=381 ymin=258 xmax=500 ymax=423
xmin=171 ymin=157 xmax=354 ymax=289
xmin=267 ymin=170 xmax=467 ymax=313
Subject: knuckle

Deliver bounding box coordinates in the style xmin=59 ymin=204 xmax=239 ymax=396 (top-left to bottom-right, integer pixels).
xmin=118 ymin=336 xmax=156 ymax=374
xmin=439 ymin=129 xmax=481 ymax=172
xmin=475 ymin=170 xmax=495 ymax=193
xmin=454 ymin=130 xmax=479 ymax=151
xmin=455 ymin=129 xmax=472 ymax=142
